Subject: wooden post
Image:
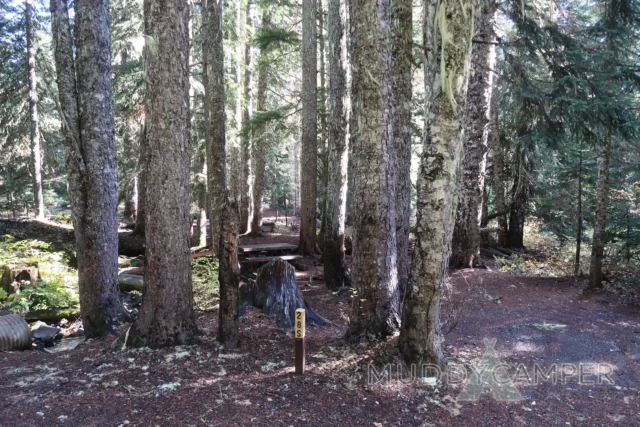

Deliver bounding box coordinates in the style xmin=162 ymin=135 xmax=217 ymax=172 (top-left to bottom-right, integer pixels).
xmin=295 ymin=308 xmax=305 ymax=374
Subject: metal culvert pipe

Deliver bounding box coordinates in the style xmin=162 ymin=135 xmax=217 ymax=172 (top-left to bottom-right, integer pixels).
xmin=0 ymin=314 xmax=32 ymax=351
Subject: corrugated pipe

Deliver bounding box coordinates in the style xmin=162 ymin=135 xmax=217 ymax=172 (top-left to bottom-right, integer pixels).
xmin=0 ymin=314 xmax=32 ymax=351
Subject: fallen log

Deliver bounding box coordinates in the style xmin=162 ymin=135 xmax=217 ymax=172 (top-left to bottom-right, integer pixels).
xmin=23 ymin=308 xmax=80 ymax=322
xmin=241 ymin=260 xmax=327 ymax=328
xmin=484 ymin=210 xmax=508 ymax=222
xmin=118 ymin=273 xmax=144 ymax=292
xmin=479 ymin=227 xmax=501 ymax=234
xmin=480 ymin=247 xmax=510 ymax=259
xmin=0 ymin=219 xmax=145 ymax=258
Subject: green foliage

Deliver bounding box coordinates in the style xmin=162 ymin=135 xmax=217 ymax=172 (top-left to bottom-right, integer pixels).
xmin=0 ymin=235 xmax=78 ymax=313
xmin=252 ymin=28 xmax=299 ymax=51
xmin=4 ymin=279 xmax=77 ymax=315
xmin=191 ymin=255 xmax=219 ymax=312
xmin=53 ymin=213 xmax=73 ymax=225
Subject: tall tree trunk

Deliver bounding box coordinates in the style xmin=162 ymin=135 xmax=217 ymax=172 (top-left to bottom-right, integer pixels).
xmin=198 ymin=162 xmax=208 ymax=247
xmin=398 ymin=0 xmax=475 ymax=367
xmin=574 ymin=142 xmax=583 ymax=277
xmin=587 ymin=135 xmax=611 ymax=290
xmin=207 ymin=0 xmax=227 ymax=254
xmin=26 ymin=0 xmax=44 ymax=220
xmin=50 ymin=0 xmax=127 ymax=338
xmin=218 ymin=191 xmax=240 ymax=348
xmin=508 ymin=148 xmax=527 ymax=248
xmin=391 ymin=0 xmax=412 ymax=297
xmin=347 ymin=0 xmax=400 ymax=339
xmin=489 ymin=93 xmax=508 ymax=247
xmin=450 ymin=0 xmax=497 ymax=269
xmin=133 ymin=123 xmax=147 ymax=236
xmin=317 ymin=0 xmax=329 ymax=245
xmin=123 ymin=175 xmax=138 ymax=221
xmin=130 ymin=0 xmax=198 ymax=347
xmin=201 ymin=0 xmax=212 ymax=247
xmin=298 ymin=0 xmax=318 ymax=255
xmin=238 ymin=0 xmax=253 ymax=234
xmin=249 ymin=10 xmax=270 ymax=236
xmin=322 ymin=0 xmax=349 ymax=290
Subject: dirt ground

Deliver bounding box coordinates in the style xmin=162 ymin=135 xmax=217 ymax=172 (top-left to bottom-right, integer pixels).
xmin=1 ymin=230 xmax=639 ymax=426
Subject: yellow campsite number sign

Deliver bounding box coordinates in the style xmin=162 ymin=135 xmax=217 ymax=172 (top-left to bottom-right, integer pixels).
xmin=295 ymin=308 xmax=305 ymax=339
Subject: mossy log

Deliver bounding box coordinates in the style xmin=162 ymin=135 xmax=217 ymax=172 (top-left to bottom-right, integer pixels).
xmin=118 ymin=273 xmax=144 ymax=292
xmin=23 ymin=308 xmax=80 ymax=322
xmin=241 ymin=260 xmax=327 ymax=328
xmin=0 ymin=219 xmax=145 ymax=258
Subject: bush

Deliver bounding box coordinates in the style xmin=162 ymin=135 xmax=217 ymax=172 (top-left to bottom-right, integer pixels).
xmin=4 ymin=279 xmax=78 ymax=315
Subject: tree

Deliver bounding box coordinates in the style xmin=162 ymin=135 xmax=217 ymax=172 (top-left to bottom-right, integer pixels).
xmin=238 ymin=0 xmax=253 ymax=235
xmin=206 ymin=0 xmax=228 ymax=253
xmin=391 ymin=0 xmax=412 ymax=295
xmin=249 ymin=9 xmax=270 ymax=236
xmin=132 ymin=123 xmax=147 ymax=236
xmin=489 ymin=91 xmax=508 ymax=247
xmin=347 ymin=0 xmax=400 ymax=339
xmin=586 ymin=0 xmax=639 ymax=291
xmin=449 ymin=0 xmax=497 ymax=268
xmin=26 ymin=0 xmax=44 ymax=219
xmin=398 ymin=0 xmax=475 ymax=367
xmin=129 ymin=0 xmax=198 ymax=347
xmin=50 ymin=0 xmax=127 ymax=337
xmin=298 ymin=0 xmax=318 ymax=255
xmin=322 ymin=0 xmax=349 ymax=290
xmin=218 ymin=191 xmax=240 ymax=348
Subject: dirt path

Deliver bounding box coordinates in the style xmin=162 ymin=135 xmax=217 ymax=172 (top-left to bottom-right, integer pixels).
xmin=1 ymin=260 xmax=639 ymax=426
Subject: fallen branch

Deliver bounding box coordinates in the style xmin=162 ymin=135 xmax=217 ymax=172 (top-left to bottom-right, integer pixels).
xmin=479 ymin=227 xmax=501 ymax=234
xmin=484 ymin=210 xmax=508 ymax=222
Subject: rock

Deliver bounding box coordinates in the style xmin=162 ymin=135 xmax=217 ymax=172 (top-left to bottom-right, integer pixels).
xmin=31 ymin=321 xmax=61 ymax=347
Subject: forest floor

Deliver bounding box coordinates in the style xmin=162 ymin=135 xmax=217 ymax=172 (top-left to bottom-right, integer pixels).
xmin=1 ymin=227 xmax=640 ymax=426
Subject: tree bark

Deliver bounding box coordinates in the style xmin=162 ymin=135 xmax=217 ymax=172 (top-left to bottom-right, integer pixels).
xmin=347 ymin=0 xmax=400 ymax=339
xmin=50 ymin=0 xmax=127 ymax=338
xmin=218 ymin=191 xmax=240 ymax=348
xmin=249 ymin=10 xmax=270 ymax=236
xmin=123 ymin=175 xmax=138 ymax=222
xmin=130 ymin=0 xmax=198 ymax=347
xmin=133 ymin=124 xmax=147 ymax=236
xmin=322 ymin=0 xmax=349 ymax=290
xmin=238 ymin=0 xmax=253 ymax=234
xmin=201 ymin=0 xmax=212 ymax=246
xmin=398 ymin=0 xmax=475 ymax=367
xmin=508 ymin=146 xmax=528 ymax=248
xmin=317 ymin=0 xmax=328 ymax=245
xmin=391 ymin=0 xmax=413 ymax=295
xmin=298 ymin=0 xmax=318 ymax=255
xmin=587 ymin=135 xmax=611 ymax=290
xmin=489 ymin=91 xmax=508 ymax=247
xmin=450 ymin=0 xmax=497 ymax=269
xmin=26 ymin=0 xmax=44 ymax=220
xmin=574 ymin=142 xmax=583 ymax=277
xmin=206 ymin=0 xmax=227 ymax=254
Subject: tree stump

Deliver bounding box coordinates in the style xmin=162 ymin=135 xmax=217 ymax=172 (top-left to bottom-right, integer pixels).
xmin=243 ymin=260 xmax=327 ymax=328
xmin=1 ymin=265 xmax=40 ymax=294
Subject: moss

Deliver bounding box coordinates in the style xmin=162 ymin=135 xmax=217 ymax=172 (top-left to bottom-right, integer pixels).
xmin=0 ymin=235 xmax=78 ymax=314
xmin=191 ymin=254 xmax=220 ymax=312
